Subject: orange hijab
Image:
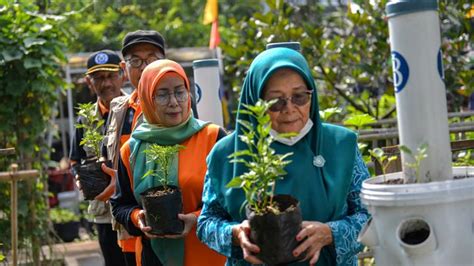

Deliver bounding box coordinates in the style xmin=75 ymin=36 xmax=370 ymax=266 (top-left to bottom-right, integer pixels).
xmin=137 ymin=59 xmax=191 ymax=125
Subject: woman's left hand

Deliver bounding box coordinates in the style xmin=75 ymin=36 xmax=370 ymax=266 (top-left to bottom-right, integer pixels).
xmin=293 ymin=221 xmax=333 ymax=265
xmin=162 ymin=213 xmax=197 ymax=239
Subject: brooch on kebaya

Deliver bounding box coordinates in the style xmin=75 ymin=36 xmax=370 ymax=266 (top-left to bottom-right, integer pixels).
xmin=313 ymin=155 xmax=325 ymax=167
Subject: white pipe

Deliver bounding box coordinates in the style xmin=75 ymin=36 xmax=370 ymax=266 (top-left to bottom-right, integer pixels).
xmin=192 ymin=59 xmax=224 ymax=127
xmin=396 ymin=217 xmax=437 ymax=256
xmin=65 ymin=64 xmax=75 ymax=152
xmin=266 ymin=42 xmax=301 ymax=52
xmin=358 ymin=218 xmax=378 ymax=247
xmin=387 ymin=1 xmax=452 ymax=182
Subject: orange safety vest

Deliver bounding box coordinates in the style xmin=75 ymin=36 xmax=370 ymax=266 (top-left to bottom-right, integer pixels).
xmin=121 ymin=124 xmax=226 ymax=266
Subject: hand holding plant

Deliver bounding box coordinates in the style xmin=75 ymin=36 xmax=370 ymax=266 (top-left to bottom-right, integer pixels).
xmin=232 ymin=220 xmax=263 ymax=264
xmin=93 ymin=163 xmax=117 ymax=201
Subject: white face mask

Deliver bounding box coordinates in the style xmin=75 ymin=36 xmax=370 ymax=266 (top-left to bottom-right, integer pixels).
xmin=270 ymin=119 xmax=313 ymax=146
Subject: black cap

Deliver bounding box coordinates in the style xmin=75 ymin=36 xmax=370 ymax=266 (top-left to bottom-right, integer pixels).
xmin=86 ymin=50 xmax=121 ymax=75
xmin=121 ymin=30 xmax=166 ymax=56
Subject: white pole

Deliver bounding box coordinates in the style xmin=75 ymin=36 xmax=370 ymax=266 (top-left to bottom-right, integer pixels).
xmin=266 ymin=42 xmax=301 ymax=52
xmin=193 ymin=59 xmax=224 ymax=127
xmin=387 ymin=0 xmax=452 ymax=182
xmin=65 ymin=64 xmax=75 ymax=152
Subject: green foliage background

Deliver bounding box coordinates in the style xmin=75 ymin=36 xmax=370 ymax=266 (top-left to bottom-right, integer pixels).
xmin=0 ymin=1 xmax=70 ymax=262
xmin=221 ymin=0 xmax=472 ymax=121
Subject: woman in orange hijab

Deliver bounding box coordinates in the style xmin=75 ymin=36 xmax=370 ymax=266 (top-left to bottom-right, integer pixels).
xmin=110 ymin=59 xmax=227 ymax=266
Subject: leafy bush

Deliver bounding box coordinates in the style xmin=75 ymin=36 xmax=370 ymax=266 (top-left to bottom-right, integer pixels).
xmin=0 ymin=2 xmax=71 ymax=262
xmin=49 ymin=207 xmax=80 ymax=224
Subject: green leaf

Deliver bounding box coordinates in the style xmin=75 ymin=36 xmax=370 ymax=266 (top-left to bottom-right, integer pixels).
xmin=388 ymin=156 xmax=398 ymax=162
xmin=343 ymin=114 xmax=376 ymax=128
xmin=418 ymin=143 xmax=429 ymax=152
xmin=369 ymin=148 xmax=384 ymax=159
xmin=319 ymin=107 xmax=342 ymax=121
xmin=24 ymin=37 xmax=46 ymax=48
xmin=143 ymin=169 xmax=154 ymax=178
xmin=23 ymin=58 xmax=42 ymax=69
xmin=226 ymin=177 xmax=243 ymax=188
xmin=399 ymin=145 xmax=413 ymax=156
xmin=229 ymin=150 xmax=255 ymax=158
xmin=1 ymin=49 xmax=22 ymax=62
xmin=238 ymin=120 xmax=253 ymax=131
xmin=358 ymin=142 xmax=368 ymax=151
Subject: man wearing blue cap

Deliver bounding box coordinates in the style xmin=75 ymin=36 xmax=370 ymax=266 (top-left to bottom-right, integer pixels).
xmin=70 ymin=49 xmax=128 ymax=266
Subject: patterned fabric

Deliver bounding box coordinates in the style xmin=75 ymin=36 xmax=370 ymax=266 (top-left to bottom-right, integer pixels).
xmin=197 ymin=147 xmax=370 ymax=266
xmin=327 ymin=149 xmax=370 ymax=265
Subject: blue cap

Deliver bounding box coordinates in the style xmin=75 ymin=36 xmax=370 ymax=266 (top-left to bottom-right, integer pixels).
xmin=86 ymin=50 xmax=121 ymax=75
xmin=266 ymin=42 xmax=301 ymax=52
xmin=386 ymin=0 xmax=438 ymax=18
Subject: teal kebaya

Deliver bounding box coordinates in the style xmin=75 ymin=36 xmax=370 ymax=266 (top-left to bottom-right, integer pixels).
xmin=197 ymin=47 xmax=370 ymax=266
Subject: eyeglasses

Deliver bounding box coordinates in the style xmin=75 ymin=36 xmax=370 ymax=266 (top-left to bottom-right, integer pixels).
xmin=125 ymin=55 xmax=162 ymax=68
xmin=153 ymin=89 xmax=189 ymax=106
xmin=90 ymin=72 xmax=121 ymax=85
xmin=267 ymin=91 xmax=312 ymax=112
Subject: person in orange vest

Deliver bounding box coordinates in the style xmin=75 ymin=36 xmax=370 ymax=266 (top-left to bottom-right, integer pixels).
xmin=102 ymin=30 xmax=167 ymax=266
xmin=108 ymin=59 xmax=227 ymax=266
xmin=70 ymin=49 xmax=128 ymax=266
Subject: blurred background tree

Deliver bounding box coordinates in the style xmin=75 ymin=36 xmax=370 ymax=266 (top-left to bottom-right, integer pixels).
xmin=220 ymin=0 xmax=472 ymax=122
xmin=24 ymin=0 xmax=472 ymax=119
xmin=42 ymin=0 xmax=259 ymax=52
xmin=0 ymin=1 xmax=70 ymax=263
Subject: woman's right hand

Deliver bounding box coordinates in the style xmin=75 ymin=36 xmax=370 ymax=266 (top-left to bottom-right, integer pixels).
xmin=137 ymin=210 xmax=160 ymax=239
xmin=232 ymin=220 xmax=263 ymax=264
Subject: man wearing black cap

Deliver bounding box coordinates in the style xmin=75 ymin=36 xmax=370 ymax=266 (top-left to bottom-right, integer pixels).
xmin=103 ymin=30 xmax=166 ymax=266
xmin=70 ymin=49 xmax=128 ymax=266
xmin=121 ymin=30 xmax=166 ymax=90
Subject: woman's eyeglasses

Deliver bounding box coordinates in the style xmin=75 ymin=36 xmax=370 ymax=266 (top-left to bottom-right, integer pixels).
xmin=153 ymin=89 xmax=189 ymax=106
xmin=267 ymin=91 xmax=312 ymax=112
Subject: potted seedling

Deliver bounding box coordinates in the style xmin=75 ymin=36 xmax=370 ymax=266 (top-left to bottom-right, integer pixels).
xmin=398 ymin=144 xmax=428 ymax=184
xmin=140 ymin=144 xmax=185 ymax=235
xmin=50 ymin=207 xmax=80 ymax=243
xmin=369 ymin=147 xmax=399 ymax=183
xmin=73 ymin=102 xmax=111 ymax=200
xmin=226 ymin=99 xmax=304 ymax=265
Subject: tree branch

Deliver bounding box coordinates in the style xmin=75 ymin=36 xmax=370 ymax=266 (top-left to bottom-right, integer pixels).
xmin=318 ymin=63 xmax=371 ymax=115
xmin=381 ymin=105 xmax=397 ymax=119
